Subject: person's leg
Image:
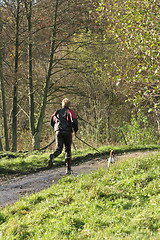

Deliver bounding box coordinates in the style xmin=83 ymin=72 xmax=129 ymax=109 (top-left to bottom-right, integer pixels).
xmin=64 ymin=132 xmax=72 ymax=173
xmin=53 ymin=131 xmax=63 ymax=157
xmin=48 ymin=131 xmax=63 ymax=168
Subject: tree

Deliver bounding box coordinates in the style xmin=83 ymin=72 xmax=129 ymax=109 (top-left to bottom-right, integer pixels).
xmin=96 ymin=0 xmax=160 ymax=136
xmin=2 ymin=0 xmax=32 ymax=151
xmin=0 ymin=135 xmax=2 ymax=151
xmin=0 ymin=0 xmax=99 ymax=151
xmin=11 ymin=0 xmax=20 ymax=152
xmin=24 ymin=0 xmax=35 ymax=139
xmin=23 ymin=0 xmax=97 ymax=150
xmin=0 ymin=7 xmax=10 ymax=151
xmin=67 ymin=29 xmax=120 ymax=143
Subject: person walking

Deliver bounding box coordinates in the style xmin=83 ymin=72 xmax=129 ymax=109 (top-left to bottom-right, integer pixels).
xmin=48 ymin=98 xmax=78 ymax=174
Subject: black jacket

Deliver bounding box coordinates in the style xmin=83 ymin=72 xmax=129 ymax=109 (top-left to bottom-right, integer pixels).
xmin=51 ymin=107 xmax=78 ymax=133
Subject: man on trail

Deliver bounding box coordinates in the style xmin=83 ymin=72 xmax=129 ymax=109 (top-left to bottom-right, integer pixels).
xmin=48 ymin=98 xmax=78 ymax=174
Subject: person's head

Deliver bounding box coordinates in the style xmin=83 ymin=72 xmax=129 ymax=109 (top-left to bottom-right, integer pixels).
xmin=62 ymin=98 xmax=71 ymax=108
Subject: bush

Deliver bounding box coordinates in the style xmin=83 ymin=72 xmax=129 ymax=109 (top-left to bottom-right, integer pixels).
xmin=121 ymin=113 xmax=159 ymax=145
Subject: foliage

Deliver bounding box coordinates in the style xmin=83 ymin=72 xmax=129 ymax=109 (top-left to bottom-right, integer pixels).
xmin=101 ymin=0 xmax=159 ymax=82
xmin=70 ymin=29 xmax=127 ymax=144
xmin=120 ymin=112 xmax=159 ymax=145
xmin=97 ymin=0 xmax=160 ymax=135
xmin=0 ymin=151 xmax=160 ymax=239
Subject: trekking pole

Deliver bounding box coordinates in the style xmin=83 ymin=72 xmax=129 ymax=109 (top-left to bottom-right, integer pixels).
xmin=76 ymin=136 xmax=101 ymax=154
xmin=40 ymin=139 xmax=55 ymax=151
xmin=72 ymin=141 xmax=77 ymax=150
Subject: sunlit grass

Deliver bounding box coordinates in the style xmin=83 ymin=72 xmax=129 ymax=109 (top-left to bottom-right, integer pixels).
xmin=0 ymin=144 xmax=159 ymax=175
xmin=0 ymin=151 xmax=160 ymax=239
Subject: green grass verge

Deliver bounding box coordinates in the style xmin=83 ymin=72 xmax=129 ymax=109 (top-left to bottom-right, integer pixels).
xmin=0 ymin=151 xmax=160 ymax=239
xmin=0 ymin=144 xmax=160 ymax=176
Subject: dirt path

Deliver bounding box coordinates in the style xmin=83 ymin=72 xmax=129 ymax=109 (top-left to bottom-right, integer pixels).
xmin=0 ymin=150 xmax=159 ymax=207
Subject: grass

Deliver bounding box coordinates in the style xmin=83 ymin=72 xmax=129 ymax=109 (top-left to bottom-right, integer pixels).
xmin=0 ymin=150 xmax=160 ymax=239
xmin=0 ymin=144 xmax=160 ymax=176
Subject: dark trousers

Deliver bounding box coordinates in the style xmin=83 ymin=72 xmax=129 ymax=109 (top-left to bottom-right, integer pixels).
xmin=53 ymin=131 xmax=72 ymax=170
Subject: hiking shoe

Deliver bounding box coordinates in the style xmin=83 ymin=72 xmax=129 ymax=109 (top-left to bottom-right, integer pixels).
xmin=66 ymin=169 xmax=73 ymax=175
xmin=48 ymin=154 xmax=54 ymax=168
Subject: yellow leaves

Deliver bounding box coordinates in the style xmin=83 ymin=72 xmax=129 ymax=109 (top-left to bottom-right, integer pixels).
xmin=7 ymin=16 xmax=13 ymax=24
xmin=9 ymin=44 xmax=15 ymax=59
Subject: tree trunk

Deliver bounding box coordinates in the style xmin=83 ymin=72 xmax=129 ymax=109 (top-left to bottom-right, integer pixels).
xmin=12 ymin=0 xmax=20 ymax=152
xmin=0 ymin=136 xmax=3 ymax=151
xmin=33 ymin=0 xmax=59 ymax=150
xmin=106 ymin=82 xmax=114 ymax=143
xmin=106 ymin=110 xmax=111 ymax=143
xmin=0 ymin=10 xmax=10 ymax=151
xmin=25 ymin=0 xmax=35 ymax=137
xmin=12 ymin=84 xmax=18 ymax=152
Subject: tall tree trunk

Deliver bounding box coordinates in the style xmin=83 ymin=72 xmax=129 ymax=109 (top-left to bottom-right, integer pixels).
xmin=12 ymin=84 xmax=18 ymax=152
xmin=25 ymin=0 xmax=35 ymax=137
xmin=0 ymin=10 xmax=10 ymax=151
xmin=12 ymin=0 xmax=20 ymax=152
xmin=0 ymin=135 xmax=3 ymax=151
xmin=106 ymin=82 xmax=114 ymax=143
xmin=106 ymin=111 xmax=111 ymax=143
xmin=33 ymin=0 xmax=59 ymax=150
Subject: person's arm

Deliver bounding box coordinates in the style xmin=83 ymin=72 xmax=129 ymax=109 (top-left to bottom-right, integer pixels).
xmin=69 ymin=109 xmax=78 ymax=134
xmin=51 ymin=112 xmax=56 ymax=128
xmin=73 ymin=118 xmax=78 ymax=135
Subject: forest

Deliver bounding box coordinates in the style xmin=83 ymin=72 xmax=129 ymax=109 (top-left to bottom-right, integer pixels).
xmin=0 ymin=0 xmax=159 ymax=152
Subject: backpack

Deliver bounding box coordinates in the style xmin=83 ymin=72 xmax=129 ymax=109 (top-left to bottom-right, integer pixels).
xmin=55 ymin=108 xmax=71 ymax=131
